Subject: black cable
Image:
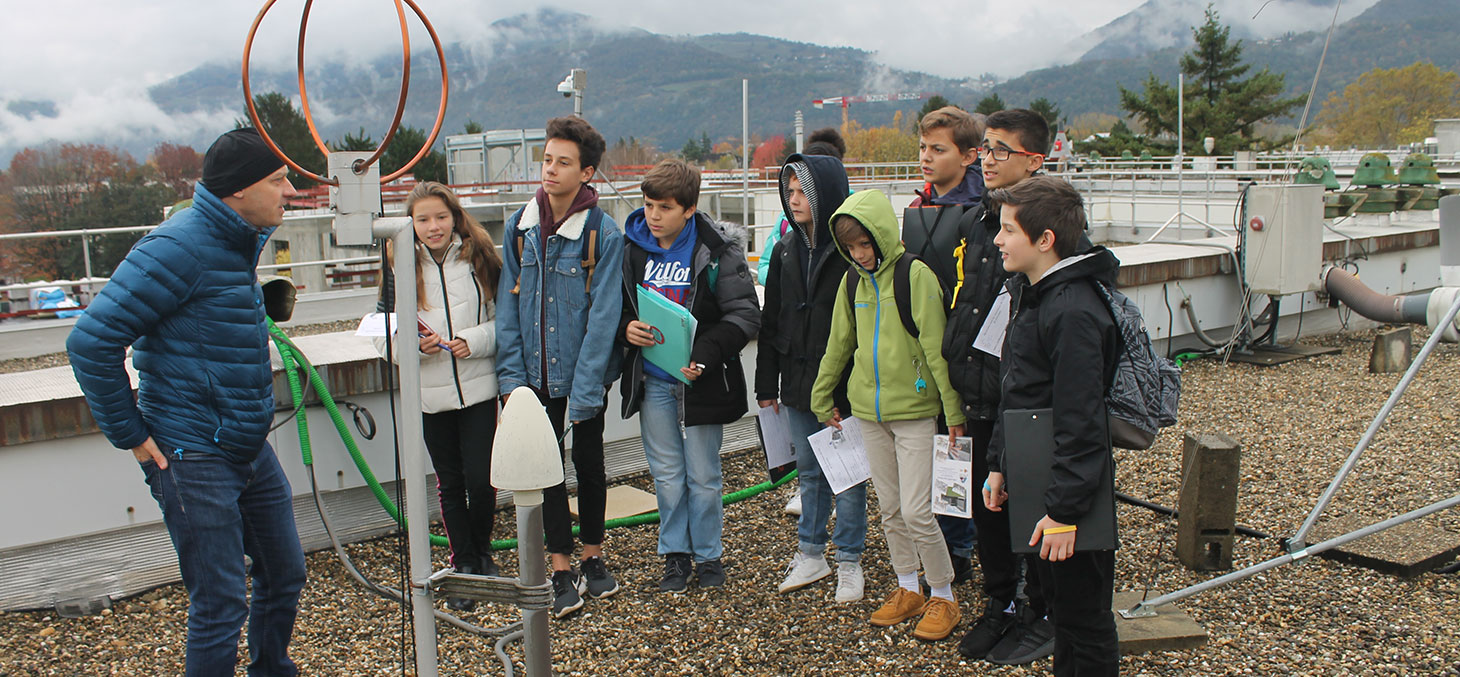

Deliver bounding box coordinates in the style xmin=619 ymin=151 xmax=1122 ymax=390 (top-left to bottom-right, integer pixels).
xmin=1116 ymin=491 xmax=1272 ymax=539
xmin=1293 ymin=292 xmax=1306 ymax=342
xmin=1162 ymin=283 xmax=1175 ymax=359
xmin=379 ymin=245 xmax=411 ymax=676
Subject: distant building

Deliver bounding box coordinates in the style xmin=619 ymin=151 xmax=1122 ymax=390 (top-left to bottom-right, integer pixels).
xmin=1435 ymin=119 xmax=1460 ymax=159
xmin=445 ymin=129 xmax=546 ymax=188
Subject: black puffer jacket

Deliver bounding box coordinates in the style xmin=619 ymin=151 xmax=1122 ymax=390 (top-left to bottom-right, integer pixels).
xmin=942 ymin=198 xmax=1006 ymax=421
xmin=618 ymin=214 xmax=760 ymax=426
xmin=754 ymin=154 xmax=852 ymax=413
xmin=944 ymin=194 xmax=1095 ymax=421
xmin=989 ymin=246 xmax=1121 ymax=526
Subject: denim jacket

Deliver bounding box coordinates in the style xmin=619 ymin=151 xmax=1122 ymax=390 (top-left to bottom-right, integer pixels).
xmin=495 ymin=199 xmax=624 ymax=421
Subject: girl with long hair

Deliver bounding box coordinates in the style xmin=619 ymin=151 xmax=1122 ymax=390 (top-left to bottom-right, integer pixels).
xmin=376 ymin=181 xmax=504 ymax=611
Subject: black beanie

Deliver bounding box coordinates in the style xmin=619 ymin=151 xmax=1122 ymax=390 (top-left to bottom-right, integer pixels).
xmin=201 ymin=128 xmax=286 ymax=197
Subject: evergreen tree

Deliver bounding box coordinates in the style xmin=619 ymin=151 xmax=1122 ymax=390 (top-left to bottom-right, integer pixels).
xmin=463 ymin=119 xmax=484 ymax=135
xmin=974 ymin=93 xmax=1005 ymax=116
xmin=1028 ymin=97 xmax=1063 ymax=147
xmin=1118 ymin=5 xmax=1303 ymax=155
xmin=918 ymin=95 xmax=953 ymax=121
xmin=334 ymin=127 xmax=376 ymax=152
xmin=381 ymin=125 xmax=447 ymax=184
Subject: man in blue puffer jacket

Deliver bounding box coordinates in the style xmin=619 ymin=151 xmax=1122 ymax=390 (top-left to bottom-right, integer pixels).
xmin=67 ymin=128 xmax=307 ymax=676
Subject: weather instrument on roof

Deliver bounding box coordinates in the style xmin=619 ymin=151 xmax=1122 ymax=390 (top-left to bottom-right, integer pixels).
xmin=239 ymin=2 xmax=557 ymax=675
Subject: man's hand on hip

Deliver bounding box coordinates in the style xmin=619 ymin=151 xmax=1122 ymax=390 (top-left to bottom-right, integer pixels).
xmin=132 ymin=437 xmax=168 ymax=469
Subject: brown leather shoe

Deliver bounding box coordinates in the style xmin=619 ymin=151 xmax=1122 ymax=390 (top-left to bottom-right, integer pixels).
xmin=913 ymin=597 xmax=961 ymax=641
xmin=869 ymin=588 xmax=926 ymax=627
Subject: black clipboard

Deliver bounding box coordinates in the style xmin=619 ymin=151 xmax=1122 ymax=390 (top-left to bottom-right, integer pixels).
xmin=1003 ymin=408 xmax=1117 ymax=553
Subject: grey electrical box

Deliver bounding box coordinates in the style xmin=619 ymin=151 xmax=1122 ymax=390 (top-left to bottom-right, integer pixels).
xmin=1241 ymin=184 xmax=1323 ymax=296
xmin=328 ymin=151 xmax=381 ymax=247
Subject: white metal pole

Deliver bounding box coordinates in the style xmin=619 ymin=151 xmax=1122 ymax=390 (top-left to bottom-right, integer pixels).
xmin=386 ymin=221 xmax=439 ymax=676
xmin=1177 ymin=72 xmax=1185 ymax=239
xmin=742 ymin=79 xmax=750 ymax=228
xmin=795 ymin=110 xmax=804 ymax=154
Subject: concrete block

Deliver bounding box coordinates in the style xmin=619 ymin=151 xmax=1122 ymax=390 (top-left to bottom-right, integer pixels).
xmin=1368 ymin=326 xmax=1413 ymax=373
xmin=1113 ymin=592 xmax=1208 ymax=654
xmin=1315 ymin=517 xmax=1460 ymax=577
xmin=1176 ymin=433 xmax=1241 ymax=571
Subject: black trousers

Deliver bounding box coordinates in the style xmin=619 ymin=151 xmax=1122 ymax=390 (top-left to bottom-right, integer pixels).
xmin=421 ymin=399 xmax=499 ymax=568
xmin=971 ymin=420 xmax=1045 ymax=611
xmin=537 ymin=389 xmax=608 ymax=557
xmin=1034 ymin=550 xmax=1119 ymax=677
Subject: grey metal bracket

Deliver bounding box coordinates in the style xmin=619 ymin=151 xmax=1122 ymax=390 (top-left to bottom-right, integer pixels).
xmin=426 ymin=568 xmax=553 ymax=610
xmin=1118 ymin=603 xmax=1159 ymax=620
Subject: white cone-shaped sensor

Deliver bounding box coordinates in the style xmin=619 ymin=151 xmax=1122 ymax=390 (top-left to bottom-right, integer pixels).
xmin=491 ymin=386 xmax=564 ymax=504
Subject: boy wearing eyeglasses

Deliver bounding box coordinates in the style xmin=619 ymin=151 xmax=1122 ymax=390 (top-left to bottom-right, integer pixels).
xmin=942 ymin=108 xmax=1068 ymax=666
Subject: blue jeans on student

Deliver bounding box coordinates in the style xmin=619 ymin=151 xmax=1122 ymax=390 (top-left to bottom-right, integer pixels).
xmin=938 ymin=513 xmax=979 ymax=559
xmin=640 ymin=377 xmax=724 ymax=562
xmin=142 ymin=442 xmax=306 ymax=677
xmin=788 ymin=405 xmax=867 ymax=563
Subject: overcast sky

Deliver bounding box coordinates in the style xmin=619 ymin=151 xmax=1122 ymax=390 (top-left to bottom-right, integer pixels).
xmin=0 ymin=0 xmax=1367 ymax=156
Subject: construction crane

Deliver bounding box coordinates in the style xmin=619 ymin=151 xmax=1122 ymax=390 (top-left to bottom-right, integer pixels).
xmin=812 ymin=92 xmax=933 ymax=130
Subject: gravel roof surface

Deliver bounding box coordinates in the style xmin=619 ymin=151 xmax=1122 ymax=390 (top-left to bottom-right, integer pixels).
xmin=2 ymin=326 xmax=1458 ymax=675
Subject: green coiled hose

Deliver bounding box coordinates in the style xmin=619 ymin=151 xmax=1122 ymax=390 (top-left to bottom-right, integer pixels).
xmin=266 ymin=320 xmax=797 ymax=552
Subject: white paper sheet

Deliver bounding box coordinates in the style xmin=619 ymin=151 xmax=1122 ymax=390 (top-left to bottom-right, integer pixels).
xmin=931 ymin=434 xmax=975 ymax=518
xmin=972 ymin=291 xmax=1011 ymax=358
xmin=807 ymin=417 xmax=870 ymax=495
xmin=355 ymin=312 xmax=397 ymax=337
xmin=756 ymin=405 xmax=796 ymax=471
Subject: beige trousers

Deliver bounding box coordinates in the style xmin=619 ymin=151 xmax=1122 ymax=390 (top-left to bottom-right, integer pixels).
xmin=861 ymin=417 xmax=955 ymax=588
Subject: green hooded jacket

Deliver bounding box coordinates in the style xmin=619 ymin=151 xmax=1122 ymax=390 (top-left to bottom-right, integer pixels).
xmin=810 ymin=190 xmax=966 ymax=426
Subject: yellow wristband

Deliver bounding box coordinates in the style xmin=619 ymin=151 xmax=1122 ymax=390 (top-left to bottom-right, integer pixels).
xmin=1042 ymin=525 xmax=1078 ymax=536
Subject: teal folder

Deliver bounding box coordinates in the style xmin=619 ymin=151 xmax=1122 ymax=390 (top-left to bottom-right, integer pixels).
xmin=637 ymin=285 xmax=699 ymax=385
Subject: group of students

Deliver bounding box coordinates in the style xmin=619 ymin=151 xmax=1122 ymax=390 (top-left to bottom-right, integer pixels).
xmin=386 ymin=108 xmax=1120 ymax=675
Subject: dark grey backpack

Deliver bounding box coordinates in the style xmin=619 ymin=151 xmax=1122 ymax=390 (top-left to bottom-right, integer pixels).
xmin=1092 ymin=281 xmax=1182 ymax=450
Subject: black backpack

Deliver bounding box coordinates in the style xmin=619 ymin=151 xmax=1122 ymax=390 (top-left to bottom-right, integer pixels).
xmin=1092 ymin=280 xmax=1182 ymax=449
xmin=842 ymin=253 xmax=950 ymax=339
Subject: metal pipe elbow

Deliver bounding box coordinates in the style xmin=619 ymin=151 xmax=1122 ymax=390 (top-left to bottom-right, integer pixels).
xmin=1321 ymin=266 xmax=1429 ymax=325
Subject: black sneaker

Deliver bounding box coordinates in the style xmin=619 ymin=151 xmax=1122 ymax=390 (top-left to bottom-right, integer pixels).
xmin=479 ymin=554 xmax=501 ymax=578
xmin=551 ymin=569 xmax=586 ymax=618
xmin=957 ymin=598 xmax=1016 ymax=659
xmin=581 ymin=556 xmax=620 ymax=599
xmin=986 ymin=602 xmax=1055 ymax=665
xmin=695 ymin=559 xmax=726 ymax=588
xmin=446 ymin=562 xmax=476 ymax=612
xmin=659 ymin=553 xmax=692 ymax=593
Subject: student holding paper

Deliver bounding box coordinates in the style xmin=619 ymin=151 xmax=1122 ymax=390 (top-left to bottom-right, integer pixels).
xmin=755 ymin=154 xmax=867 ymax=603
xmin=811 ymin=189 xmax=966 ymax=642
xmin=983 ymin=176 xmax=1120 ymax=676
xmin=618 ymin=159 xmax=760 ymax=592
xmin=374 ymin=182 xmax=504 ymax=611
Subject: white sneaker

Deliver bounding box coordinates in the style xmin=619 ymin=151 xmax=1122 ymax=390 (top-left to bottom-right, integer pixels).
xmin=777 ymin=552 xmax=832 ymax=593
xmin=784 ymin=489 xmax=803 ymax=516
xmin=834 ymin=561 xmax=865 ymax=603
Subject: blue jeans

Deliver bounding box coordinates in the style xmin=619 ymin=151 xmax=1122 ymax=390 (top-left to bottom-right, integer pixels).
xmin=788 ymin=405 xmax=867 ymax=563
xmin=938 ymin=513 xmax=979 ymax=558
xmin=142 ymin=442 xmax=306 ymax=677
xmin=640 ymin=377 xmax=724 ymax=562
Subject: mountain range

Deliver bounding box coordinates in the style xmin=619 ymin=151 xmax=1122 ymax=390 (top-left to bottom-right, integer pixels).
xmin=6 ymin=0 xmax=1458 ymax=165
